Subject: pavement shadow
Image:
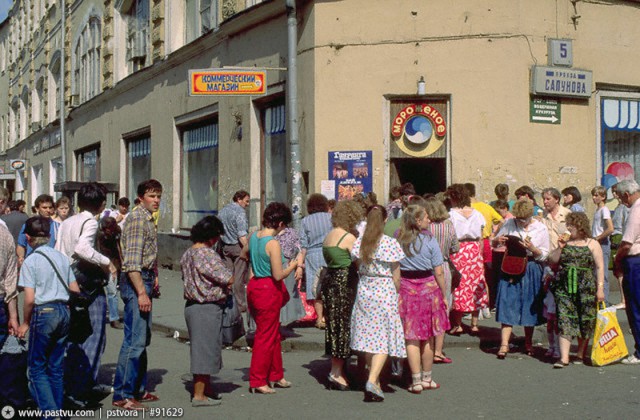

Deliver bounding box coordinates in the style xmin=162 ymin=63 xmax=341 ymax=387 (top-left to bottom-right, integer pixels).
xmin=180 ymin=373 xmax=243 ymax=396
xmin=301 ymin=356 xmax=330 ymax=387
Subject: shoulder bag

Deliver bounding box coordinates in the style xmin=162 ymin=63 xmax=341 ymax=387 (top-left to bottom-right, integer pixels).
xmin=71 ymin=219 xmax=109 ymax=294
xmin=501 ymin=235 xmax=528 ymax=277
xmin=34 ymin=250 xmax=93 ymax=344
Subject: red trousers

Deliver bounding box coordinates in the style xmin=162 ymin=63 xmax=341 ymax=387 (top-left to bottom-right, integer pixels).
xmin=247 ymin=276 xmax=284 ymax=388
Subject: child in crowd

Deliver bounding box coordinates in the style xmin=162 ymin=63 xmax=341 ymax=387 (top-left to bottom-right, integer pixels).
xmin=561 ymin=186 xmax=585 ymax=213
xmin=591 ymin=186 xmax=613 ymax=302
xmin=52 ymin=196 xmax=72 ymax=224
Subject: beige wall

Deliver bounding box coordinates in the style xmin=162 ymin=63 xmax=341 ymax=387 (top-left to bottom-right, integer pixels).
xmin=3 ymin=0 xmax=640 ymax=224
xmin=309 ymin=0 xmax=640 ymax=206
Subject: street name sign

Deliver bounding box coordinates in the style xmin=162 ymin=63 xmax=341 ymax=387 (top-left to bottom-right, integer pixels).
xmin=530 ymin=98 xmax=561 ymax=125
xmin=530 ymin=66 xmax=592 ymax=99
xmin=189 ymin=69 xmax=266 ymax=96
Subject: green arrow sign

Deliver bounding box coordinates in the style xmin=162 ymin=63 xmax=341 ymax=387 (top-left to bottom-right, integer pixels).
xmin=530 ymin=98 xmax=561 ymax=124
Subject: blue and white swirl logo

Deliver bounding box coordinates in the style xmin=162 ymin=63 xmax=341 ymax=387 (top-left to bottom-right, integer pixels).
xmin=404 ymin=115 xmax=433 ymax=145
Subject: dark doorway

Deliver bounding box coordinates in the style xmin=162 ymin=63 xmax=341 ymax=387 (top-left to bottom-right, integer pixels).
xmin=390 ymin=158 xmax=446 ymax=195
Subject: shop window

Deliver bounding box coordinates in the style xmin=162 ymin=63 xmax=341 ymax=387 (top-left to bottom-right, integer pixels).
xmin=76 ymin=146 xmax=101 ymax=182
xmin=601 ymin=97 xmax=640 ymax=186
xmin=127 ymin=136 xmax=151 ymax=198
xmin=263 ymin=103 xmax=287 ymax=205
xmin=181 ymin=120 xmax=219 ymax=228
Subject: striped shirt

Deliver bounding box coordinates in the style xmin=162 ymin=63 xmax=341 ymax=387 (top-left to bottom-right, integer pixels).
xmin=425 ymin=219 xmax=460 ymax=261
xmin=299 ymin=212 xmax=332 ymax=251
xmin=121 ymin=205 xmax=157 ymax=272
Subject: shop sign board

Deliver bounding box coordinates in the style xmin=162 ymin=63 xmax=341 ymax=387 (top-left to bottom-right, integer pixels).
xmin=391 ymin=104 xmax=446 ymax=157
xmin=188 ymin=69 xmax=266 ymax=96
xmin=530 ymin=98 xmax=561 ymax=124
xmin=10 ymin=159 xmax=27 ymax=171
xmin=531 ymin=66 xmax=592 ymax=99
xmin=328 ymin=151 xmax=372 ymax=200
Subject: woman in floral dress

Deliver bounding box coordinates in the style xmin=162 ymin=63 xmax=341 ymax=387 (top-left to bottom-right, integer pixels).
xmin=548 ymin=212 xmax=605 ymax=367
xmin=321 ymin=200 xmax=362 ymax=391
xmin=350 ymin=205 xmax=406 ymax=402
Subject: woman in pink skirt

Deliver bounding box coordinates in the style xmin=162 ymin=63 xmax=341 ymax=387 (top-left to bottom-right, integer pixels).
xmin=396 ymin=204 xmax=450 ymax=393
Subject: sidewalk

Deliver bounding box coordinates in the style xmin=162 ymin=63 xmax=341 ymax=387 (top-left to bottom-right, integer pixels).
xmin=150 ymin=268 xmax=630 ymax=353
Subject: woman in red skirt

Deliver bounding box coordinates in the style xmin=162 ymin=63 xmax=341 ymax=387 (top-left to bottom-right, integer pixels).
xmin=446 ymin=184 xmax=489 ymax=335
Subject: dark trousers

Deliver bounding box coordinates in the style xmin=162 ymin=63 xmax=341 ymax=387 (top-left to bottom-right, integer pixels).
xmin=623 ymin=256 xmax=640 ymax=359
xmin=221 ymin=243 xmax=249 ymax=312
xmin=247 ymin=277 xmax=284 ymax=388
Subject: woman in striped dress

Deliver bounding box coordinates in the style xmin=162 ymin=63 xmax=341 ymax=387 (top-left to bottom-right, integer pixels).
xmin=299 ymin=194 xmax=333 ymax=327
xmin=424 ymin=197 xmax=459 ymax=363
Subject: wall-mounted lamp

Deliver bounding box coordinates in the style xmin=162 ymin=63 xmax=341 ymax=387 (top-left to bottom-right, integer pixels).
xmin=417 ymin=76 xmax=426 ymax=95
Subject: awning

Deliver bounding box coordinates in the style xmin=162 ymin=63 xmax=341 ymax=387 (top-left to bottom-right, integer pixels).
xmin=603 ymin=99 xmax=640 ymax=131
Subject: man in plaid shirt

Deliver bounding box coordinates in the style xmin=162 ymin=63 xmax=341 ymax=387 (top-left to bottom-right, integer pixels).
xmin=112 ymin=179 xmax=163 ymax=411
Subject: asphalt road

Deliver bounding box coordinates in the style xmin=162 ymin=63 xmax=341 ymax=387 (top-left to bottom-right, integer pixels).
xmin=83 ymin=325 xmax=640 ymax=420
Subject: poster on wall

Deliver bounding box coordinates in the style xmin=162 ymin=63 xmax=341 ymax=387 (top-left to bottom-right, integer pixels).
xmin=328 ymin=151 xmax=372 ymax=200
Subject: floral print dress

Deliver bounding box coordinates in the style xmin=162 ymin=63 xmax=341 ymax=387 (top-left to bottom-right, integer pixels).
xmin=350 ymin=235 xmax=407 ymax=357
xmin=552 ymin=244 xmax=597 ymax=338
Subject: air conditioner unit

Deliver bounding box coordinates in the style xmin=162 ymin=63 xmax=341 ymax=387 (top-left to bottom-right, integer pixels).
xmin=31 ymin=121 xmax=41 ymax=131
xmin=70 ymin=94 xmax=80 ymax=107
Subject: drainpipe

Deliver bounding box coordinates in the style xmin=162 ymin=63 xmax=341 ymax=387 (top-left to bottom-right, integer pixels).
xmin=286 ymin=0 xmax=302 ymax=227
xmin=60 ymin=0 xmax=67 ymax=180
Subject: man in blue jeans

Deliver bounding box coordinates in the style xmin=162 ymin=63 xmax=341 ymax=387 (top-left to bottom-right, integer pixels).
xmin=614 ymin=180 xmax=640 ymax=365
xmin=17 ymin=217 xmax=80 ymax=416
xmin=112 ymin=179 xmax=162 ymax=411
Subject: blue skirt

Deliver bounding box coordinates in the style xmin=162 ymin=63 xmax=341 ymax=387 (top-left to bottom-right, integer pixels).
xmin=496 ymin=261 xmax=545 ymax=327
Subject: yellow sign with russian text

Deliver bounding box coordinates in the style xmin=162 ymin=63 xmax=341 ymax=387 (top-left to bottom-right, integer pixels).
xmin=189 ymin=69 xmax=266 ymax=96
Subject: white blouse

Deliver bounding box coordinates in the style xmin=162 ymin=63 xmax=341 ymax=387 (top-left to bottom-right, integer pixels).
xmin=449 ymin=208 xmax=485 ymax=241
xmin=495 ymin=218 xmax=550 ymax=262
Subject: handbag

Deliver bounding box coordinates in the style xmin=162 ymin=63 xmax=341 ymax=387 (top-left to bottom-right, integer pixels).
xmin=448 ymin=259 xmax=462 ymax=290
xmin=71 ymin=219 xmax=109 ymax=294
xmin=501 ymin=235 xmax=528 ymax=276
xmin=591 ymin=302 xmax=629 ymax=366
xmin=222 ymin=295 xmax=246 ymax=346
xmin=34 ymin=250 xmax=93 ymax=344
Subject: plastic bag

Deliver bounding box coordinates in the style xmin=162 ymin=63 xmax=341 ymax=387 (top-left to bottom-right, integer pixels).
xmin=591 ymin=302 xmax=629 ymax=366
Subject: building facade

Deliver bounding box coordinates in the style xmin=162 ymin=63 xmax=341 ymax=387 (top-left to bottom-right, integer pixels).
xmin=1 ymin=0 xmax=639 ymax=244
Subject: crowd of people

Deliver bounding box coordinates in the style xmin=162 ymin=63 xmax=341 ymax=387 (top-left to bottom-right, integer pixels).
xmin=2 ymin=176 xmax=640 ymax=411
xmin=179 ymin=179 xmax=640 ymax=406
xmin=0 ymin=180 xmax=161 ymax=414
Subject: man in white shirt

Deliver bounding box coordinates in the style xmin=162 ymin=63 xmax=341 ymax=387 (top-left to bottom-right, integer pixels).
xmin=613 ymin=180 xmax=640 ymax=365
xmin=55 ymin=182 xmax=117 ymax=405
